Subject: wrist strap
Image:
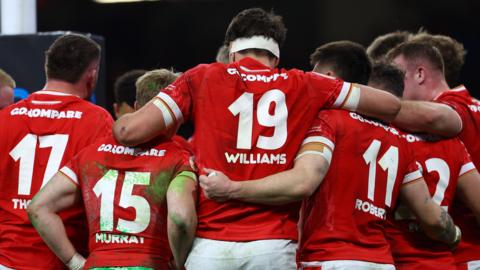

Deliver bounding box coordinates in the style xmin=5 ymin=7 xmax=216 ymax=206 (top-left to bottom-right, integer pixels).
xmin=66 ymin=253 xmax=86 ymax=270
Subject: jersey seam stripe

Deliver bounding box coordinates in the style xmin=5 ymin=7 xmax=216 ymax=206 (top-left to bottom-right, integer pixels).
xmin=59 ymin=168 xmax=79 ymax=186
xmin=403 ymin=170 xmax=422 ymax=184
xmin=157 ymin=92 xmax=183 ymax=123
xmin=459 ymin=162 xmax=476 ymax=176
xmin=401 ymin=176 xmax=423 ymax=186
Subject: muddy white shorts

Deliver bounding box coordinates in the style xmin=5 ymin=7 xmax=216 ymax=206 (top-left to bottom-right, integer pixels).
xmin=185 ymin=237 xmax=297 ymax=270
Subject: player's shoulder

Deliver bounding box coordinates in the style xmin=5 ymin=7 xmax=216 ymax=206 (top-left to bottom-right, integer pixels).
xmin=436 ymin=85 xmax=472 ymax=101
xmin=75 ymin=100 xmax=113 ymax=120
xmin=186 ymin=62 xmax=216 ymax=76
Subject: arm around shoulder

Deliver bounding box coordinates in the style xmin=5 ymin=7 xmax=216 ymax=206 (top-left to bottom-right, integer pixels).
xmin=393 ymin=100 xmax=462 ymax=137
xmin=113 ymin=100 xmax=170 ymax=146
xmin=350 ymin=84 xmax=401 ymax=123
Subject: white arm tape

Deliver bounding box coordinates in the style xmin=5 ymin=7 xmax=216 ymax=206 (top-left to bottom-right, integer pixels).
xmin=295 ymin=148 xmax=333 ymax=165
xmin=66 ymin=253 xmax=86 ymax=270
xmin=342 ymin=85 xmax=361 ymax=111
xmin=153 ymin=98 xmax=175 ymax=128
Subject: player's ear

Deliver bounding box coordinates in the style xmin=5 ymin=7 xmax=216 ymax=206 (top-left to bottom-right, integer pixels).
xmin=415 ymin=66 xmax=426 ymax=85
xmin=134 ymin=101 xmax=139 ymax=111
xmin=272 ymin=57 xmax=280 ymax=68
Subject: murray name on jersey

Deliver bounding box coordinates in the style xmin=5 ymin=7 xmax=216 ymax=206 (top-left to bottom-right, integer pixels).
xmin=95 ymin=232 xmax=145 ymax=245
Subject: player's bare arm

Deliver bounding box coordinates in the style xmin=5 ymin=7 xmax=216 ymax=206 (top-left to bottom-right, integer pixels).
xmin=200 ymin=144 xmax=331 ymax=205
xmin=167 ymin=171 xmax=197 ymax=270
xmin=399 ymin=179 xmax=461 ymax=247
xmin=352 ymin=84 xmax=402 ymax=123
xmin=27 ymin=172 xmax=85 ymax=270
xmin=113 ymin=99 xmax=171 ymax=146
xmin=456 ymin=169 xmax=480 ymax=224
xmin=393 ymin=100 xmax=462 ymax=137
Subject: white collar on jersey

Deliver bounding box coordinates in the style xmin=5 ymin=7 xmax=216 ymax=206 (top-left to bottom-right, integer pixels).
xmin=230 ymin=35 xmax=280 ymax=58
xmin=36 ymin=90 xmax=78 ymax=97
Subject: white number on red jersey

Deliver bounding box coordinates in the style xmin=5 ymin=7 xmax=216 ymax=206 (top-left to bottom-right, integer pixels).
xmin=93 ymin=170 xmax=151 ymax=234
xmin=425 ymin=158 xmax=450 ymax=210
xmin=229 ymin=90 xmax=288 ymax=150
xmin=395 ymin=157 xmax=450 ymax=220
xmin=9 ymin=134 xmax=69 ymax=195
xmin=363 ymin=139 xmax=399 ymax=207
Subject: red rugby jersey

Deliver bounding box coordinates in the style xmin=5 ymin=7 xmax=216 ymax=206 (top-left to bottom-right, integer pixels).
xmin=60 ymin=135 xmax=195 ymax=269
xmin=435 ymin=85 xmax=480 ymax=263
xmin=386 ymin=134 xmax=474 ymax=270
xmin=0 ymin=91 xmax=113 ymax=269
xmin=155 ymin=57 xmax=353 ymax=241
xmin=299 ymin=110 xmax=422 ymax=264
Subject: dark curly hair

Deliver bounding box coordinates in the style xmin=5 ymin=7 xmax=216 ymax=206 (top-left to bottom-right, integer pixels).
xmin=310 ymin=41 xmax=372 ymax=85
xmin=45 ymin=33 xmax=101 ymax=83
xmin=224 ymin=8 xmax=287 ymax=50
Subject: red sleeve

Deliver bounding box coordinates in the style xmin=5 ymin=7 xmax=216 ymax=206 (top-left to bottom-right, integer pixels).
xmin=457 ymin=141 xmax=476 ymax=176
xmin=172 ymin=147 xmax=198 ymax=179
xmin=93 ymin=109 xmax=114 ymax=139
xmin=59 ymin=153 xmax=83 ymax=186
xmin=305 ymin=72 xmax=353 ymax=109
xmin=301 ymin=110 xmax=338 ymax=150
xmin=156 ymin=64 xmax=207 ymax=125
xmin=435 ymin=92 xmax=468 ymax=130
xmin=401 ymin=144 xmax=423 ymax=185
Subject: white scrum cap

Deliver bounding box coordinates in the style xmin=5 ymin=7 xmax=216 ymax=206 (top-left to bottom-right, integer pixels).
xmin=230 ymin=35 xmax=280 ymax=58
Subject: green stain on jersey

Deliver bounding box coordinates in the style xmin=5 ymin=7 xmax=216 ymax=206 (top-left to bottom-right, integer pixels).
xmin=144 ymin=172 xmax=171 ymax=204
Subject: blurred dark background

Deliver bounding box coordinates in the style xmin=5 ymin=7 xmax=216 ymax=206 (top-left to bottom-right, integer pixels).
xmin=30 ymin=0 xmax=480 ymax=114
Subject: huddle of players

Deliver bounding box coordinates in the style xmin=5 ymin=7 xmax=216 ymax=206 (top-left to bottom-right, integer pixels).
xmin=0 ymin=7 xmax=479 ymax=270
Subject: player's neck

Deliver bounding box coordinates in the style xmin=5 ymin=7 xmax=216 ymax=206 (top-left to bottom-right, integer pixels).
xmin=42 ymin=79 xmax=86 ymax=98
xmin=235 ymin=53 xmax=276 ymax=68
xmin=426 ymin=78 xmax=450 ymax=101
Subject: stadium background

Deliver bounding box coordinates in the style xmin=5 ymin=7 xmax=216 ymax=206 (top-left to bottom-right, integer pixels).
xmin=6 ymin=0 xmax=480 ymax=113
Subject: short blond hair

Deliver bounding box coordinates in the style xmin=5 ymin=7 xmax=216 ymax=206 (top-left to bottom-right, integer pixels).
xmin=0 ymin=69 xmax=16 ymax=88
xmin=135 ymin=69 xmax=178 ymax=108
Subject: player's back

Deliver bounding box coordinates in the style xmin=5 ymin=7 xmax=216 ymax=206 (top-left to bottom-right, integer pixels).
xmin=299 ymin=110 xmax=421 ymax=265
xmin=60 ymin=135 xmax=194 ymax=269
xmin=386 ymin=135 xmax=474 ymax=270
xmin=165 ymin=57 xmax=352 ymax=241
xmin=0 ymin=90 xmax=113 ymax=269
xmin=435 ymin=85 xmax=480 ymax=263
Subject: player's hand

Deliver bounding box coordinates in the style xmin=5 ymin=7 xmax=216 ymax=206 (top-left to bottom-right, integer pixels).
xmin=199 ymin=169 xmax=235 ymax=202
